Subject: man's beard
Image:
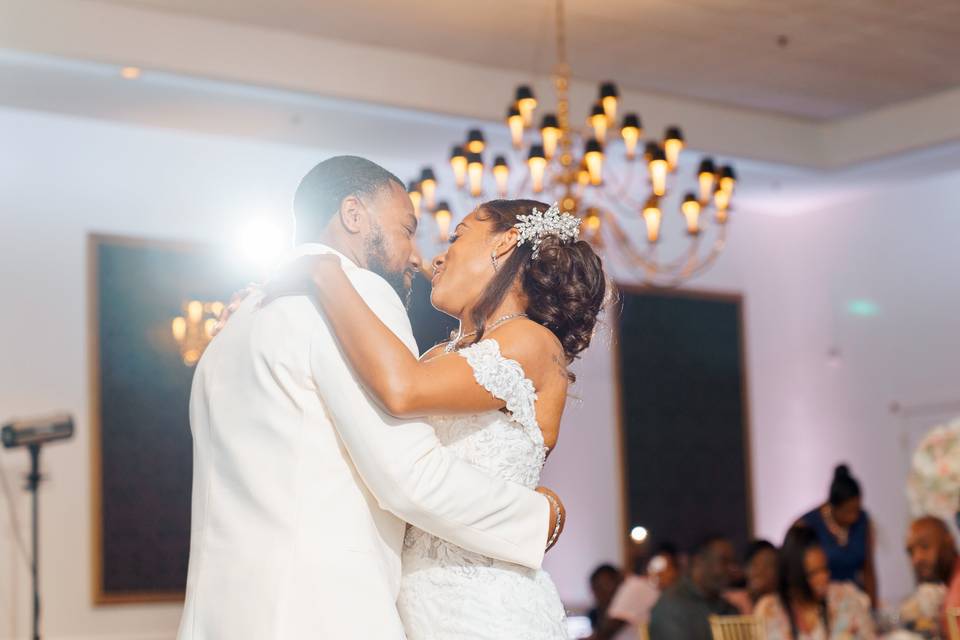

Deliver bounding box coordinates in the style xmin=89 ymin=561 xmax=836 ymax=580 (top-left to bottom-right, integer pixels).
xmin=365 ymin=223 xmax=413 ymax=310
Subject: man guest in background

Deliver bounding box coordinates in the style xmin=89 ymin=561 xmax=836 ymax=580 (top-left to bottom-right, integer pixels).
xmin=725 ymin=539 xmax=779 ymax=614
xmin=648 ymin=535 xmax=739 ymax=640
xmin=587 ymin=564 xmax=624 ymax=631
xmin=902 ymin=516 xmax=960 ymax=637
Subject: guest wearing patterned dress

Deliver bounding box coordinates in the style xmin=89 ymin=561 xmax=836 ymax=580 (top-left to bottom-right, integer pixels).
xmin=755 ymin=525 xmax=875 ymax=640
xmin=800 ymin=464 xmax=878 ymax=606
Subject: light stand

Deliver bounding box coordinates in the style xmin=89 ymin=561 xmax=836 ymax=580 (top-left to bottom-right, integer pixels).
xmin=2 ymin=413 xmax=74 ymax=640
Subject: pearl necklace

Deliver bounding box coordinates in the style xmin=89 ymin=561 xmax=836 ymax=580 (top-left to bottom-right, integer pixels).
xmin=444 ymin=312 xmax=528 ymax=353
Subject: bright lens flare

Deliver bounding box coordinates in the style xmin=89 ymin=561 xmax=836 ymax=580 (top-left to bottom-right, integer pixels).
xmin=238 ymin=218 xmax=287 ymax=269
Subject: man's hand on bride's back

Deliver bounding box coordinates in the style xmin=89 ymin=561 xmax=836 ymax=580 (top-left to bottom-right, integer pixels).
xmin=536 ymin=486 xmax=566 ymax=552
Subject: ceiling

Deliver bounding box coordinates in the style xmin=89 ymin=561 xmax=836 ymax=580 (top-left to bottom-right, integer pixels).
xmin=95 ymin=0 xmax=960 ymax=120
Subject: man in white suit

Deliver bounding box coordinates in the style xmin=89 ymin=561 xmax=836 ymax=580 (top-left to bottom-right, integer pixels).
xmin=177 ymin=156 xmax=563 ymax=639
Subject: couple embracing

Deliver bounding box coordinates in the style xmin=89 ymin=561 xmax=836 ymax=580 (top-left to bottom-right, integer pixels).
xmin=177 ymin=155 xmax=608 ymax=639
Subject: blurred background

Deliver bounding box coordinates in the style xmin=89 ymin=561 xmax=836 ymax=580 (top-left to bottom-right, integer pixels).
xmin=1 ymin=1 xmax=960 ymax=638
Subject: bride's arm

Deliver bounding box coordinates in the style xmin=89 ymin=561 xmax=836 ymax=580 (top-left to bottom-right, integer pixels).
xmin=299 ymin=257 xmax=557 ymax=418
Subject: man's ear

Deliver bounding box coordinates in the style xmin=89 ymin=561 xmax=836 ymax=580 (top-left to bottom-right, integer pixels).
xmin=493 ymin=227 xmax=520 ymax=259
xmin=338 ymin=195 xmax=366 ymax=234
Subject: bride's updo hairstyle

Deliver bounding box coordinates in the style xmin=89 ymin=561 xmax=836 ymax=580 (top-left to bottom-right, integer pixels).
xmin=469 ymin=199 xmax=607 ymax=376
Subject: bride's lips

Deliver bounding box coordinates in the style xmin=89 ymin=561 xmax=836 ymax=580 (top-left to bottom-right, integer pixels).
xmin=431 ymin=269 xmax=443 ymax=286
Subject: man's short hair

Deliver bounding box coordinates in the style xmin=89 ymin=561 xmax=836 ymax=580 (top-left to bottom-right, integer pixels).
xmin=689 ymin=533 xmax=730 ymax=559
xmin=590 ymin=563 xmax=620 ymax=584
xmin=293 ymin=155 xmax=404 ymax=242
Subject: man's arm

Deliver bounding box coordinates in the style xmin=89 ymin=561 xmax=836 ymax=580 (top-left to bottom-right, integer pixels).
xmin=308 ymin=269 xmax=557 ymax=569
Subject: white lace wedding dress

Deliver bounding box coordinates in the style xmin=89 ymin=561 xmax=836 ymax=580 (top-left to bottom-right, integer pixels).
xmin=397 ymin=339 xmax=569 ymax=639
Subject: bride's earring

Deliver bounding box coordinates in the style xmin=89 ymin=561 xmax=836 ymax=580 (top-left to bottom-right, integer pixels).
xmin=491 ymin=252 xmax=499 ymax=272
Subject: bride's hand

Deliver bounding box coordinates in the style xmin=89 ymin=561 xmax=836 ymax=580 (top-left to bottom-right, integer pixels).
xmin=261 ymin=254 xmax=343 ymax=306
xmin=211 ymin=284 xmax=259 ymax=336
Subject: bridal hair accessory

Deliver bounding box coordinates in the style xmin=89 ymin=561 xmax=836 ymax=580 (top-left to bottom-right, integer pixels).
xmin=514 ymin=202 xmax=581 ymax=258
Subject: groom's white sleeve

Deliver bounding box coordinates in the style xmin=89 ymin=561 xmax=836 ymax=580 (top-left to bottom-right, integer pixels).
xmin=308 ymin=269 xmax=550 ymax=570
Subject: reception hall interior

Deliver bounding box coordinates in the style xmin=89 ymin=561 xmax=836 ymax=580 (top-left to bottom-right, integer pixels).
xmin=2 ymin=1 xmax=960 ymax=639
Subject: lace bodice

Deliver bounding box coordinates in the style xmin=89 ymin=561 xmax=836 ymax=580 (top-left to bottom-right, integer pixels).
xmin=397 ymin=339 xmax=568 ymax=639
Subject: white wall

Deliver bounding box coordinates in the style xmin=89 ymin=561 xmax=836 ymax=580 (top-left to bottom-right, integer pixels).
xmin=2 ymin=103 xmax=959 ymax=639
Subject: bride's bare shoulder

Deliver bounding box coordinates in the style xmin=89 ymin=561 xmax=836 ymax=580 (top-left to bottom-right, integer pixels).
xmin=487 ymin=319 xmax=566 ymax=383
xmin=419 ymin=342 xmax=451 ymax=363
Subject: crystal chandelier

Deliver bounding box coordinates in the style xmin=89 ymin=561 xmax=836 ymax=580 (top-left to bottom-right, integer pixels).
xmin=409 ymin=0 xmax=737 ymax=287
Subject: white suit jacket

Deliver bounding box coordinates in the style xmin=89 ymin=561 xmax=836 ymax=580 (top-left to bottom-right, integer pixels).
xmin=177 ymin=243 xmax=550 ymax=640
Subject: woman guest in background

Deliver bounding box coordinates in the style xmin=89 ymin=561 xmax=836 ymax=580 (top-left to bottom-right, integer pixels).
xmin=755 ymin=525 xmax=875 ymax=640
xmin=800 ymin=464 xmax=877 ymax=607
xmin=725 ymin=539 xmax=779 ymax=614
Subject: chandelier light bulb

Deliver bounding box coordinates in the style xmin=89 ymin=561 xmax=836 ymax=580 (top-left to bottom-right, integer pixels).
xmin=664 ymin=126 xmax=685 ymax=171
xmin=681 ymin=192 xmax=702 ymax=235
xmin=171 ymin=316 xmax=186 ymax=342
xmin=434 ymin=202 xmax=452 ymax=241
xmin=643 ymin=198 xmax=662 ymax=244
xmin=648 ymin=146 xmax=668 ymax=197
xmin=584 ymin=138 xmax=604 ymax=186
xmin=714 ymin=186 xmax=731 ymax=213
xmin=719 ymin=165 xmax=737 ymax=194
xmin=599 ymin=81 xmax=619 ymax=122
xmin=621 ymin=113 xmax=642 ymax=160
xmin=527 ymin=144 xmax=547 ymax=193
xmin=507 ymin=105 xmax=524 ymax=149
xmin=540 ymin=113 xmax=560 ymax=160
xmin=584 ymin=207 xmax=602 ymax=234
xmin=577 ymin=160 xmax=591 ymax=188
xmin=449 ymin=146 xmax=467 ymax=189
xmin=466 ymin=128 xmax=486 ymax=154
xmin=589 ymin=103 xmax=608 ymax=144
xmin=493 ymin=155 xmax=510 ymax=197
xmin=697 ymin=158 xmax=717 ymax=204
xmin=419 ymin=167 xmax=437 ymax=210
xmin=467 ymin=152 xmax=484 ymax=197
xmin=407 ymin=181 xmax=423 ymax=217
xmin=515 ymin=85 xmax=537 ymax=127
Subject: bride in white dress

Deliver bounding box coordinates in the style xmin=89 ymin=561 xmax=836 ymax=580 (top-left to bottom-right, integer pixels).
xmin=280 ymin=199 xmax=607 ymax=639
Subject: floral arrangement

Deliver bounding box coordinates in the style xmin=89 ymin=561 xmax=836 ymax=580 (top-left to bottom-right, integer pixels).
xmin=907 ymin=416 xmax=960 ymax=519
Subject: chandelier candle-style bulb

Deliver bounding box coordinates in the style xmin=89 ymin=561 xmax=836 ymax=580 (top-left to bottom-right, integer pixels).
xmin=719 ymin=165 xmax=737 ymax=194
xmin=419 ymin=167 xmax=437 ymax=210
xmin=648 ymin=146 xmax=668 ymax=197
xmin=714 ymin=185 xmax=731 ymax=213
xmin=664 ymin=126 xmax=685 ymax=171
xmin=493 ymin=155 xmax=510 ymax=197
xmin=577 ymin=160 xmax=591 ymax=188
xmin=467 ymin=152 xmax=484 ymax=197
xmin=584 ymin=138 xmax=604 ymax=186
xmin=434 ymin=201 xmax=452 ymax=241
xmin=540 ymin=113 xmax=560 ymax=160
xmin=515 ymin=85 xmax=537 ymax=127
xmin=697 ymin=158 xmax=717 ymax=204
xmin=527 ymin=144 xmax=547 ymax=193
xmin=506 ymin=105 xmax=524 ymax=149
xmin=584 ymin=207 xmax=602 ymax=236
xmin=450 ymin=146 xmax=467 ymax=189
xmin=407 ymin=181 xmax=423 ymax=217
xmin=466 ymin=129 xmax=486 ymax=154
xmin=599 ymin=82 xmax=619 ymax=122
xmin=621 ymin=113 xmax=642 ymax=160
xmin=589 ymin=103 xmax=608 ymax=144
xmin=643 ymin=197 xmax=663 ymax=244
xmin=681 ymin=192 xmax=702 ymax=235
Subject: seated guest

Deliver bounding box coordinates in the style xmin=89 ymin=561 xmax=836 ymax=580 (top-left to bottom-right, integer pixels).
xmin=726 ymin=539 xmax=779 ymax=614
xmin=800 ymin=464 xmax=878 ymax=606
xmin=902 ymin=516 xmax=960 ymax=637
xmin=647 ymin=542 xmax=681 ymax=591
xmin=591 ymin=545 xmax=676 ymax=640
xmin=755 ymin=525 xmax=875 ymax=639
xmin=648 ymin=535 xmax=739 ymax=640
xmin=587 ymin=564 xmax=624 ymax=630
